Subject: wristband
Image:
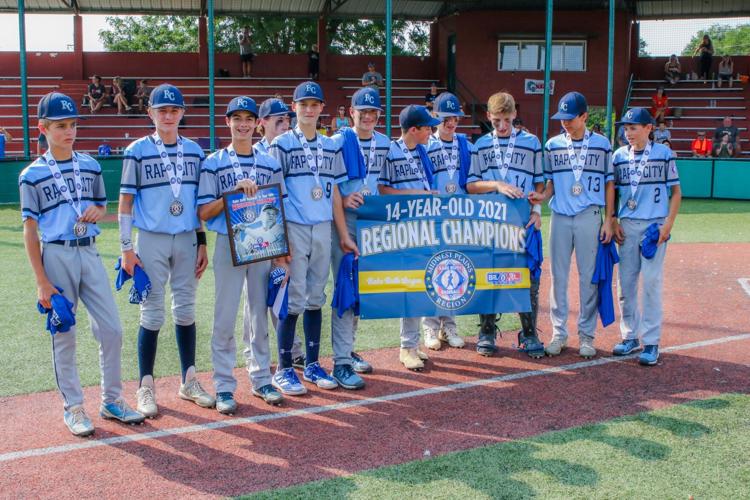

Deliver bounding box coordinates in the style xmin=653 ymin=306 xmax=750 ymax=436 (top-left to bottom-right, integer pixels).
xmin=196 ymin=231 xmax=207 ymax=246
xmin=118 ymin=213 xmax=133 ymax=251
xmin=532 ymin=204 xmax=542 ymax=215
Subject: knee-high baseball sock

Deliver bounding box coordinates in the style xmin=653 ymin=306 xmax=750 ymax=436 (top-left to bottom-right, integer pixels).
xmin=175 ymin=323 xmax=196 ymax=383
xmin=303 ymin=309 xmax=322 ymax=365
xmin=137 ymin=326 xmax=160 ymax=385
xmin=277 ymin=314 xmax=299 ymax=369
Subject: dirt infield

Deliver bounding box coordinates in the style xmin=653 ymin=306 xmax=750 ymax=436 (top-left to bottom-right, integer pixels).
xmin=1 ymin=243 xmax=748 ymax=498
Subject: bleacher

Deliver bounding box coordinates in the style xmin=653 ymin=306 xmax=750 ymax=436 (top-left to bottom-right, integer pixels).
xmin=628 ymin=78 xmax=749 ymax=157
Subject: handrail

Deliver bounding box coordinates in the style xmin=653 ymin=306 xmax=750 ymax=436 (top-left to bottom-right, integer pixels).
xmin=620 ymin=72 xmax=634 ymax=117
xmin=454 ymin=77 xmax=488 ymax=136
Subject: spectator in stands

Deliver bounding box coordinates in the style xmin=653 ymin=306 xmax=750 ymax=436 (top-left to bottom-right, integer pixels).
xmin=37 ymin=133 xmax=47 ymax=155
xmin=111 ymin=76 xmax=132 ymax=115
xmin=663 ymin=139 xmax=673 ymax=151
xmin=330 ymin=105 xmax=352 ymax=133
xmin=98 ymin=141 xmax=112 ymax=157
xmin=87 ymin=75 xmax=107 ymax=114
xmin=308 ymin=44 xmax=320 ymax=80
xmin=135 ymin=79 xmax=149 ymax=114
xmin=653 ymin=120 xmax=671 ymax=144
xmin=362 ymin=62 xmax=383 ymax=89
xmin=714 ymin=116 xmax=741 ymax=156
xmin=650 ymin=86 xmax=669 ymax=122
xmin=717 ymin=55 xmax=734 ymax=88
xmin=239 ymin=26 xmax=254 ymax=77
xmin=664 ymin=55 xmax=681 ymax=85
xmin=316 ymin=118 xmax=329 ymax=137
xmin=693 ymin=34 xmax=714 ymax=83
xmin=0 ymin=126 xmax=12 ymax=158
xmin=512 ymin=117 xmax=528 ymax=133
xmin=691 ymin=131 xmax=712 ymax=158
xmin=712 ymin=132 xmax=735 ymax=158
xmin=424 ymin=82 xmax=439 ymax=110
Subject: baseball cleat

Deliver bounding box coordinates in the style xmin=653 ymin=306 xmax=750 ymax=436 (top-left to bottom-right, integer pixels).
xmin=350 ymin=351 xmax=373 ymax=374
xmin=423 ymin=326 xmax=442 ymax=350
xmin=100 ymin=398 xmax=146 ymax=424
xmin=613 ymin=338 xmax=642 ymax=356
xmin=639 ymin=345 xmax=660 ymax=366
xmin=252 ymin=384 xmax=284 ymax=405
xmin=440 ymin=325 xmax=465 ymax=348
xmin=272 ymin=368 xmax=307 ymax=396
xmin=179 ymin=378 xmax=216 ymax=408
xmin=64 ymin=405 xmax=95 ymax=437
xmin=545 ymin=336 xmax=567 ymax=356
xmin=476 ymin=336 xmax=498 ymax=357
xmin=215 ymin=392 xmax=237 ymax=415
xmin=517 ymin=331 xmax=545 ymax=359
xmin=136 ymin=385 xmax=158 ymax=418
xmin=303 ymin=362 xmax=339 ymax=390
xmin=332 ymin=364 xmax=365 ymax=390
xmin=399 ymin=348 xmax=425 ymax=371
xmin=578 ymin=335 xmax=596 ymax=359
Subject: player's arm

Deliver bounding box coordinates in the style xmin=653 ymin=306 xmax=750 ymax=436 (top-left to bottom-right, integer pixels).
xmin=466 ymin=180 xmax=523 ymax=198
xmin=198 ymin=198 xmax=223 ymax=221
xmin=195 ymin=220 xmax=208 ymax=279
xmin=118 ymin=193 xmax=143 ymax=275
xmin=659 ymin=184 xmax=682 ymax=244
xmin=332 ymin=185 xmax=359 ymax=257
xmin=23 ymin=218 xmax=56 ymax=309
xmin=599 ymin=180 xmax=616 ymax=243
xmin=379 ymin=185 xmax=429 ymax=195
xmin=1 ymin=127 xmax=12 ymax=141
xmin=526 ymin=181 xmax=544 ymax=229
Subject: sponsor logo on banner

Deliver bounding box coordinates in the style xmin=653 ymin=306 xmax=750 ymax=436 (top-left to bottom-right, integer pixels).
xmin=486 ymin=271 xmax=523 ymax=286
xmin=524 ymin=79 xmax=555 ymax=95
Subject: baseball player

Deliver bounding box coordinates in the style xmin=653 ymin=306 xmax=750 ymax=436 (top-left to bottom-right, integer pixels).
xmin=198 ymin=96 xmax=285 ymax=413
xmin=268 ymin=81 xmax=347 ymax=394
xmin=119 ymin=83 xmax=214 ymax=417
xmin=20 ymin=92 xmax=144 ymax=436
xmin=255 ymin=98 xmax=295 ymax=155
xmin=328 ymin=86 xmax=390 ymax=388
xmin=610 ymin=107 xmax=681 ymax=365
xmin=422 ymin=92 xmax=474 ymax=351
xmin=466 ymin=91 xmax=545 ymax=358
xmin=530 ymin=92 xmax=614 ymax=358
xmin=378 ymin=104 xmax=440 ymax=371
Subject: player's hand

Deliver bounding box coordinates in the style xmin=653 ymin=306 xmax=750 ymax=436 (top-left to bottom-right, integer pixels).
xmin=340 ymin=235 xmax=360 ymax=258
xmin=236 ymin=179 xmax=258 ymax=198
xmin=37 ymin=280 xmax=58 ymax=310
xmin=121 ymin=249 xmax=143 ymax=276
xmin=525 ymin=211 xmax=541 ymax=230
xmin=195 ymin=244 xmax=208 ymax=279
xmin=343 ymin=192 xmax=364 ymax=209
xmin=528 ymin=191 xmax=545 ymax=204
xmin=658 ymin=222 xmax=672 ymax=245
xmin=79 ymin=205 xmax=104 ymax=223
xmin=496 ymin=182 xmax=523 ymax=199
xmin=600 ymin=218 xmax=614 ymax=244
xmin=613 ymin=220 xmax=625 ymax=245
xmin=273 ymin=256 xmax=291 ymax=285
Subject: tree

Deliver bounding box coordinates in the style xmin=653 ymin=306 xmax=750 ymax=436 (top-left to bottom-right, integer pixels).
xmin=99 ymin=16 xmax=199 ymax=52
xmin=681 ymin=23 xmax=750 ymax=56
xmin=327 ymin=19 xmax=430 ymax=56
xmin=638 ymin=38 xmax=650 ymax=57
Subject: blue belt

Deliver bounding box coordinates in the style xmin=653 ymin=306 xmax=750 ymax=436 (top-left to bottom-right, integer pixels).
xmin=49 ymin=237 xmax=95 ymax=247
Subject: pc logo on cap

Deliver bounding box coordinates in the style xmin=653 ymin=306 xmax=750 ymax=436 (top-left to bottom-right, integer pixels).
xmin=149 ymin=84 xmax=185 ymax=109
xmin=399 ymin=105 xmax=441 ymax=129
xmin=616 ymin=107 xmax=654 ymax=126
xmin=433 ymin=92 xmax=465 ymax=118
xmin=551 ymin=91 xmax=588 ymax=120
xmin=258 ymin=98 xmax=296 ymax=119
xmin=293 ymin=81 xmax=324 ymax=102
xmin=37 ymin=92 xmax=80 ymax=120
xmin=351 ymin=87 xmax=382 ymax=111
xmin=226 ymin=96 xmax=258 ymax=117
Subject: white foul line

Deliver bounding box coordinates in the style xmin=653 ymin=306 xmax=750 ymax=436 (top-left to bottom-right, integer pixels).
xmin=738 ymin=278 xmax=750 ymax=298
xmin=2 ymin=333 xmax=749 ymax=464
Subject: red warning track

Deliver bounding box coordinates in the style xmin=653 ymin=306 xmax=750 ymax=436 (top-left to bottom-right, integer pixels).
xmin=1 ymin=243 xmax=749 ymax=498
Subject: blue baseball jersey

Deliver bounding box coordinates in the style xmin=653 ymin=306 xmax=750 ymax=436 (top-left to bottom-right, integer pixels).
xmin=331 ymin=130 xmax=390 ymax=199
xmin=469 ymin=130 xmax=543 ymax=195
xmin=378 ymin=141 xmax=431 ymax=192
xmin=544 ymin=132 xmax=613 ymax=216
xmin=253 ymin=137 xmax=270 ymax=155
xmin=197 ymin=148 xmax=285 ymax=235
xmin=269 ymin=130 xmax=347 ymax=225
xmin=0 ymin=134 xmax=5 ymax=158
xmin=426 ymin=135 xmax=474 ymax=195
xmin=19 ymin=152 xmax=107 ymax=242
xmin=120 ymin=135 xmax=204 ymax=234
xmin=612 ymin=142 xmax=679 ymax=220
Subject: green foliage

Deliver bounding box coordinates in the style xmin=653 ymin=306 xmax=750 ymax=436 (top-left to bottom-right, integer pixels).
xmin=638 ymin=38 xmax=650 ymax=57
xmin=327 ymin=19 xmax=430 ymax=56
xmin=681 ymin=23 xmax=750 ymax=56
xmin=99 ymin=16 xmax=200 ymax=52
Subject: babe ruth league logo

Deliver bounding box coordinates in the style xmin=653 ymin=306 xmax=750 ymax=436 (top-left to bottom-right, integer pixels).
xmin=424 ymin=250 xmax=476 ymax=310
xmin=242 ymin=209 xmax=256 ymax=223
xmin=61 ymin=100 xmax=74 ymax=112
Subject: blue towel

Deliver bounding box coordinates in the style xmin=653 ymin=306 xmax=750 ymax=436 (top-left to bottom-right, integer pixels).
xmin=332 ymin=253 xmax=359 ymax=318
xmin=456 ymin=134 xmax=472 ymax=190
xmin=525 ymin=227 xmax=543 ymax=281
xmin=641 ymin=222 xmax=669 ymax=259
xmin=267 ymin=266 xmax=288 ymax=320
xmin=37 ymin=286 xmax=76 ymax=335
xmin=339 ymin=127 xmax=367 ymax=180
xmin=416 ymin=143 xmax=435 ymax=189
xmin=592 ymin=240 xmax=619 ymax=327
xmin=114 ymin=257 xmax=152 ymax=305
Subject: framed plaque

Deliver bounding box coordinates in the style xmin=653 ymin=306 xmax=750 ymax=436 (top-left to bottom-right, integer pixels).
xmin=223 ymin=183 xmax=290 ymax=266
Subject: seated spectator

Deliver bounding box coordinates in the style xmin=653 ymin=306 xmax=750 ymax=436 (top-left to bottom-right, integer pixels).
xmin=714 ymin=116 xmax=741 ymax=156
xmin=424 ymin=82 xmax=439 ymax=110
xmin=98 ymin=141 xmax=112 ymax=157
xmin=135 ymin=79 xmax=149 ymax=113
xmin=87 ymin=75 xmax=107 ymax=114
xmin=653 ymin=121 xmax=671 ymax=144
xmin=0 ymin=126 xmax=13 ymax=159
xmin=691 ymin=131 xmax=712 ymax=158
xmin=712 ymin=132 xmax=735 ymax=158
xmin=307 ymin=44 xmax=320 ymax=80
xmin=330 ymin=105 xmax=352 ymax=133
xmin=316 ymin=119 xmax=329 ymax=137
xmin=650 ymin=86 xmax=669 ymax=122
xmin=717 ymin=55 xmax=734 ymax=88
xmin=664 ymin=55 xmax=681 ymax=85
xmin=362 ymin=62 xmax=383 ymax=89
xmin=662 ymin=139 xmax=673 ymax=151
xmin=37 ymin=133 xmax=47 ymax=156
xmin=111 ymin=76 xmax=132 ymax=114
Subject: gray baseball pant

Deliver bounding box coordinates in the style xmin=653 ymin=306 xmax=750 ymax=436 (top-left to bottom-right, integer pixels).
xmin=330 ymin=212 xmax=357 ymax=367
xmin=287 ymin=221 xmax=331 ymax=315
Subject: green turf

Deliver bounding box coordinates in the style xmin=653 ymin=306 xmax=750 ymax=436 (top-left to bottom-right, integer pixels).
xmin=0 ymin=199 xmax=748 ymax=397
xmin=240 ymin=393 xmax=750 ymax=499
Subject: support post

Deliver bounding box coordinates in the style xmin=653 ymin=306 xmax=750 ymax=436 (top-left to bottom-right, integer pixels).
xmin=541 ymin=0 xmax=553 ymax=143
xmin=385 ymin=0 xmax=393 ymax=137
xmin=207 ymin=0 xmax=216 ymax=151
xmin=606 ymin=0 xmax=615 ymax=137
xmin=18 ymin=0 xmax=30 ymax=158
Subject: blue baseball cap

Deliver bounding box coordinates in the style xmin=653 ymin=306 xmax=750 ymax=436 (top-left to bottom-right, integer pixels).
xmin=399 ymin=105 xmax=440 ymax=129
xmin=149 ymin=84 xmax=185 ymax=109
xmin=225 ymin=96 xmax=258 ymax=117
xmin=37 ymin=92 xmax=80 ymax=120
xmin=551 ymin=91 xmax=588 ymax=120
xmin=617 ymin=107 xmax=655 ymax=126
xmin=258 ymin=98 xmax=295 ymax=119
xmin=293 ymin=81 xmax=324 ymax=102
xmin=433 ymin=92 xmax=465 ymax=118
xmin=351 ymin=87 xmax=382 ymax=111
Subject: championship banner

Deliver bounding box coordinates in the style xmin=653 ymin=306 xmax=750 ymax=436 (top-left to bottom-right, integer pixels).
xmin=356 ymin=194 xmax=532 ymax=320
